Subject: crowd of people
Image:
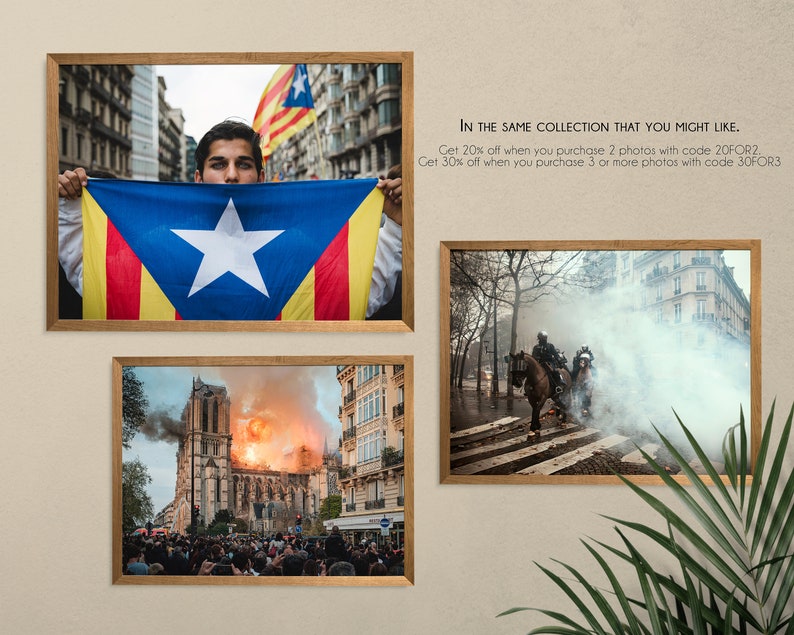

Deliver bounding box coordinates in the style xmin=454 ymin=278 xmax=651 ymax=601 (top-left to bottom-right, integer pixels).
xmin=122 ymin=525 xmax=405 ymax=577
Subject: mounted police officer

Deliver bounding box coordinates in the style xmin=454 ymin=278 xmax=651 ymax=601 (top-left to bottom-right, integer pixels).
xmin=531 ymin=330 xmax=567 ymax=393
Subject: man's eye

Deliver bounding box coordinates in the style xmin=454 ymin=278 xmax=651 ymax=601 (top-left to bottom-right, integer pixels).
xmin=237 ymin=162 xmax=253 ymax=169
xmin=210 ymin=162 xmax=226 ymax=169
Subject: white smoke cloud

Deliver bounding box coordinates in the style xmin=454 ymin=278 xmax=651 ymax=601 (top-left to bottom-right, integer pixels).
xmin=519 ymin=283 xmax=750 ymax=459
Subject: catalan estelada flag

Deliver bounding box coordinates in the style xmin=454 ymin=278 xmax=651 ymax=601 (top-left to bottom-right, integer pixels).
xmin=253 ymin=64 xmax=316 ymax=162
xmin=81 ymin=179 xmax=383 ymax=320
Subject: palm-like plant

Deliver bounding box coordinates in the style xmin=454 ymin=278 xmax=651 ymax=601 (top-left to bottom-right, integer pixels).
xmin=499 ymin=402 xmax=794 ymax=634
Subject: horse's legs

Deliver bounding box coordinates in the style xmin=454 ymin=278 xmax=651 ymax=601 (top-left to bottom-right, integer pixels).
xmin=528 ymin=399 xmax=541 ymax=435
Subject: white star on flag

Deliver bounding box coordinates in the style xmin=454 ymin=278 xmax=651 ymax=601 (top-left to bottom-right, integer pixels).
xmin=291 ymin=66 xmax=308 ymax=99
xmin=172 ymin=198 xmax=284 ymax=298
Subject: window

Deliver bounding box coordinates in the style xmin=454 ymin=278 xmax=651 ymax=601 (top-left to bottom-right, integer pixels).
xmin=674 ymin=303 xmax=682 ymax=324
xmin=696 ymin=271 xmax=706 ymax=291
xmin=358 ymin=390 xmax=381 ymax=424
xmin=357 ymin=431 xmax=382 ymax=463
xmin=378 ymin=99 xmax=400 ymax=126
xmin=655 ymin=283 xmax=663 ymax=301
xmin=697 ymin=299 xmax=707 ymax=319
xmin=368 ymin=480 xmax=383 ymax=501
xmin=674 ymin=276 xmax=681 ymax=295
xmin=673 ymin=251 xmax=681 ymax=269
xmin=358 ymin=365 xmax=380 ymax=386
xmin=376 ymin=63 xmax=400 ymax=86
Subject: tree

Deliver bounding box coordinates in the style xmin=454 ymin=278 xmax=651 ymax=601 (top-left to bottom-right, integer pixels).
xmin=121 ymin=458 xmax=154 ymax=532
xmin=211 ymin=509 xmax=235 ymax=525
xmin=319 ymin=494 xmax=342 ymax=523
xmin=122 ymin=367 xmax=149 ymax=449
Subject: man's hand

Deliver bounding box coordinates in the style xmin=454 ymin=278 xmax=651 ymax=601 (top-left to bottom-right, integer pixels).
xmin=197 ymin=560 xmax=216 ymax=576
xmin=58 ymin=168 xmax=88 ymax=200
xmin=377 ymin=177 xmax=402 ymax=226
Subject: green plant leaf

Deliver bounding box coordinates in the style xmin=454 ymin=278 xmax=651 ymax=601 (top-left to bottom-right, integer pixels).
xmin=753 ymin=404 xmax=794 ymax=560
xmin=581 ymin=539 xmax=645 ymax=634
xmin=501 ymin=404 xmax=794 ymax=635
xmin=532 ymin=561 xmax=610 ymax=634
xmin=745 ymin=400 xmax=779 ymax=535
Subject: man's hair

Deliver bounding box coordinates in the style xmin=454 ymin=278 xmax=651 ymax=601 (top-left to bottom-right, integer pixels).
xmin=194 ymin=120 xmax=263 ymax=178
xmin=282 ymin=554 xmax=305 ymax=576
xmin=328 ymin=561 xmax=357 ymax=576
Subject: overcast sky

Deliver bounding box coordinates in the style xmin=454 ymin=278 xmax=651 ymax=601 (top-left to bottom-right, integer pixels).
xmin=155 ymin=65 xmax=281 ymax=140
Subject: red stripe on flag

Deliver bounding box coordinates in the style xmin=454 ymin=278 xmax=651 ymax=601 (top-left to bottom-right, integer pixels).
xmin=254 ymin=67 xmax=293 ymax=121
xmin=314 ymin=223 xmax=350 ymax=320
xmin=105 ymin=220 xmax=142 ymax=319
xmin=270 ymin=108 xmax=313 ymax=138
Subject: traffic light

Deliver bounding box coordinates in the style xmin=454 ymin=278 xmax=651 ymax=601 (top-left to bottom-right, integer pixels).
xmin=295 ymin=513 xmax=302 ymax=527
xmin=192 ymin=504 xmax=200 ymax=520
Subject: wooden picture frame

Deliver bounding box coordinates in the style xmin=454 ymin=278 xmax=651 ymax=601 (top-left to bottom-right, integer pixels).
xmin=440 ymin=240 xmax=761 ymax=485
xmin=113 ymin=355 xmax=413 ymax=585
xmin=47 ymin=52 xmax=414 ymax=332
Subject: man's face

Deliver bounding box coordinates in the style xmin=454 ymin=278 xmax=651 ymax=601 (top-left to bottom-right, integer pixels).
xmin=195 ymin=138 xmax=264 ymax=184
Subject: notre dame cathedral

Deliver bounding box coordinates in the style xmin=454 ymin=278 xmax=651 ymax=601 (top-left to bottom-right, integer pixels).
xmin=169 ymin=377 xmax=340 ymax=534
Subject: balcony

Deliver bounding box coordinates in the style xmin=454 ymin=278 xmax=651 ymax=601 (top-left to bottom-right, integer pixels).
xmin=338 ymin=465 xmax=357 ymax=480
xmin=692 ymin=257 xmax=712 ymax=265
xmin=342 ymin=427 xmax=356 ymax=442
xmin=346 ymin=503 xmax=357 ymax=512
xmin=696 ymin=285 xmax=707 ymax=291
xmin=392 ymin=402 xmax=405 ymax=419
xmin=59 ymin=95 xmax=73 ymax=117
xmin=393 ymin=365 xmax=404 ymax=376
xmin=397 ymin=496 xmax=404 ymax=507
xmin=693 ymin=313 xmax=715 ymax=322
xmin=344 ymin=389 xmax=356 ymax=406
xmin=383 ymin=448 xmax=404 ymax=468
xmin=365 ymin=499 xmax=386 ymax=510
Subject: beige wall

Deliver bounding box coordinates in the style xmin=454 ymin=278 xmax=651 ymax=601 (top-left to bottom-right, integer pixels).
xmin=2 ymin=1 xmax=792 ymax=633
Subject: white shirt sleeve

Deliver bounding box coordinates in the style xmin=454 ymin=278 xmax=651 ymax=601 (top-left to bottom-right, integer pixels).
xmin=366 ymin=215 xmax=402 ymax=318
xmin=58 ymin=197 xmax=83 ymax=296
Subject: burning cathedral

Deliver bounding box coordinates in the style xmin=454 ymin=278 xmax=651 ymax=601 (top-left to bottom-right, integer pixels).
xmin=169 ymin=377 xmax=340 ymax=535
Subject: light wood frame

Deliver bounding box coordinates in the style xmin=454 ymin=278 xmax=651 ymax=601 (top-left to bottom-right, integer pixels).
xmin=47 ymin=52 xmax=414 ymax=332
xmin=440 ymin=240 xmax=761 ymax=485
xmin=113 ymin=355 xmax=414 ymax=585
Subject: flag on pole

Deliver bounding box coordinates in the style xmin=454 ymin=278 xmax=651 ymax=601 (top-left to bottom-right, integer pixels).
xmin=253 ymin=64 xmax=317 ymax=162
xmin=81 ymin=179 xmax=383 ymax=320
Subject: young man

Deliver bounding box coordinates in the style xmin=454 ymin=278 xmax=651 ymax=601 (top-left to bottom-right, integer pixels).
xmin=57 ymin=120 xmax=403 ymax=319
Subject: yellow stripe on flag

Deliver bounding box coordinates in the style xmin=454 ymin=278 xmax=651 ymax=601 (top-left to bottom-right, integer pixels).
xmin=280 ymin=267 xmax=315 ymax=320
xmin=348 ymin=189 xmax=385 ymax=319
xmin=139 ymin=265 xmax=177 ymax=320
xmin=81 ymin=190 xmax=108 ymax=319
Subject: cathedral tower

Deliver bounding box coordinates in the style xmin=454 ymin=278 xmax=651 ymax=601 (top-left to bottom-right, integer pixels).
xmin=172 ymin=377 xmax=234 ymax=533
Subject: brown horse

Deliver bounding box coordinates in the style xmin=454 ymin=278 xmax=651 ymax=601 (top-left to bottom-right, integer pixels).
xmin=572 ymin=356 xmax=594 ymax=417
xmin=511 ymin=351 xmax=572 ymax=436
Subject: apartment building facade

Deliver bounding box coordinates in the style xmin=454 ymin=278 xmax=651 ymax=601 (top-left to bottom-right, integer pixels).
xmin=331 ymin=364 xmax=406 ymax=547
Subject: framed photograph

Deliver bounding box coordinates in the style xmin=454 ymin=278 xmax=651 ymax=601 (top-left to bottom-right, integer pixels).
xmin=47 ymin=52 xmax=413 ymax=331
xmin=113 ymin=356 xmax=413 ymax=585
xmin=440 ymin=240 xmax=761 ymax=484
